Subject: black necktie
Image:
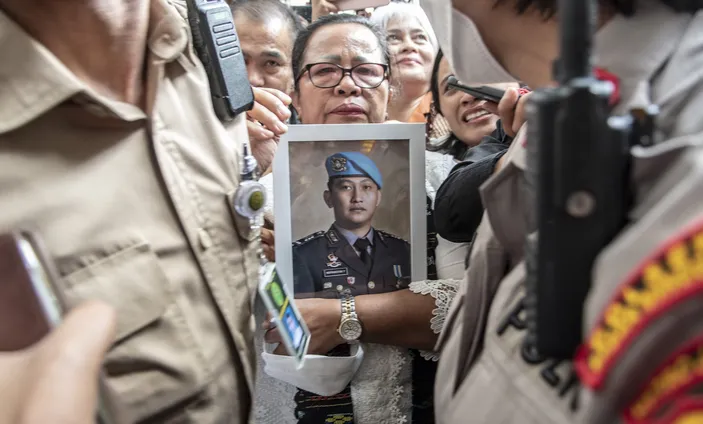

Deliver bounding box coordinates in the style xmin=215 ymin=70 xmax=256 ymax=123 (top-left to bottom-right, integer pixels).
xmin=354 ymin=238 xmax=373 ymax=270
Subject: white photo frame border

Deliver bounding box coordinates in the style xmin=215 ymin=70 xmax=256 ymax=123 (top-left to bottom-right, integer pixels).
xmin=273 ymin=123 xmax=427 ymax=293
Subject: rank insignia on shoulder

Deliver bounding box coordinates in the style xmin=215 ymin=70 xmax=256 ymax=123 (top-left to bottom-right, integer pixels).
xmin=575 ymin=220 xmax=703 ymax=390
xmin=326 ymin=230 xmax=340 ymax=244
xmin=293 ymin=231 xmax=325 ymax=247
xmin=624 ymin=336 xmax=703 ymax=423
xmin=377 ymin=230 xmax=407 ymax=243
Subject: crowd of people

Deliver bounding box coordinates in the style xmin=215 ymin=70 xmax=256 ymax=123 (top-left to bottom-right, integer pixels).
xmin=0 ymin=0 xmax=702 ymax=423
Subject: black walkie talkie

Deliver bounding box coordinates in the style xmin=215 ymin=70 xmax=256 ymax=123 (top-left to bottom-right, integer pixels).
xmin=187 ymin=0 xmax=254 ymax=121
xmin=523 ymin=0 xmax=633 ymax=359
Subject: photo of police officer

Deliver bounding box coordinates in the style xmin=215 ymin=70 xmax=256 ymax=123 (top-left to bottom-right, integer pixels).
xmin=292 ymin=151 xmax=411 ymax=298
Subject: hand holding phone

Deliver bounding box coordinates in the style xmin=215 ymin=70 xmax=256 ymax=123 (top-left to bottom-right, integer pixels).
xmin=0 ymin=301 xmax=116 ymax=424
xmin=0 ymin=231 xmax=128 ymax=424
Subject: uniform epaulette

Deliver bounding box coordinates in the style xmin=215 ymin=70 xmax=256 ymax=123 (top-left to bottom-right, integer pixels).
xmin=377 ymin=230 xmax=408 ymax=243
xmin=292 ymin=231 xmax=325 ymax=247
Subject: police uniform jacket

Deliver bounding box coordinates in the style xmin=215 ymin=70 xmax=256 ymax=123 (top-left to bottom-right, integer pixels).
xmin=433 ymin=2 xmax=703 ymax=423
xmin=292 ymin=225 xmax=411 ymax=297
xmin=0 ymin=2 xmax=260 ymax=422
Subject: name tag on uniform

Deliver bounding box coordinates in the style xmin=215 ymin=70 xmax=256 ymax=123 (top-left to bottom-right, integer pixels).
xmin=323 ymin=268 xmax=349 ymax=278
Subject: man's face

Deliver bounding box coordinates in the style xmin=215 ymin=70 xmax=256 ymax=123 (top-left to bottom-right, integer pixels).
xmin=233 ymin=15 xmax=295 ymax=95
xmin=324 ymin=177 xmax=381 ymax=230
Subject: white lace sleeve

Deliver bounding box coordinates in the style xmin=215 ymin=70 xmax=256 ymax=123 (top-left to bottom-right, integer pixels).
xmin=408 ymin=279 xmax=460 ymax=361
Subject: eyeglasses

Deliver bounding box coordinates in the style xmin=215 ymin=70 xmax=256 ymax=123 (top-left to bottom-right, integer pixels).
xmin=297 ymin=62 xmax=388 ymax=89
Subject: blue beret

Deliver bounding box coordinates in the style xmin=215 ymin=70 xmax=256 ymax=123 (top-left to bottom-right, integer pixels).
xmin=325 ymin=152 xmax=383 ymax=189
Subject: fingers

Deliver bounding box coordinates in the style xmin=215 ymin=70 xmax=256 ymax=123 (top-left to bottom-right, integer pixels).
xmin=256 ymin=87 xmax=292 ymax=108
xmin=511 ymin=94 xmax=530 ymax=136
xmin=247 ymin=120 xmax=275 ymax=142
xmin=247 ymin=87 xmax=291 ymax=138
xmin=25 ymin=301 xmax=116 ymax=424
xmin=497 ymin=88 xmax=520 ymax=137
xmin=261 ymin=228 xmax=275 ymax=262
xmin=264 ymin=327 xmax=283 ymax=344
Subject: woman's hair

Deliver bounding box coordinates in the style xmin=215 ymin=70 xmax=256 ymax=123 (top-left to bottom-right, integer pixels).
xmin=369 ymin=2 xmax=439 ymax=52
xmin=430 ymin=48 xmax=445 ymax=115
xmin=291 ymin=14 xmax=391 ymax=90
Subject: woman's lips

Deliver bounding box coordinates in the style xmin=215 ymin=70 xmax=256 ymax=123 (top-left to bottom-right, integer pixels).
xmin=330 ymin=104 xmax=366 ymax=115
xmin=397 ymin=57 xmax=422 ymax=66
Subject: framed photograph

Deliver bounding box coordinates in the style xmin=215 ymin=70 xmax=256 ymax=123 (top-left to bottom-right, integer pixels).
xmin=274 ymin=123 xmax=426 ymax=296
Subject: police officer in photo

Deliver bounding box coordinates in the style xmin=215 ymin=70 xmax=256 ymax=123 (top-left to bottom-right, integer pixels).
xmin=293 ymin=151 xmax=411 ymax=297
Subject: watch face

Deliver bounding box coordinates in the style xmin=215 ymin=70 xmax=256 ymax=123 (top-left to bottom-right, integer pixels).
xmin=339 ymin=318 xmax=362 ymax=341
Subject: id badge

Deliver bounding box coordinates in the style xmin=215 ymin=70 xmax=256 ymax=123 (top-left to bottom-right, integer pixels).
xmin=258 ymin=264 xmax=311 ymax=368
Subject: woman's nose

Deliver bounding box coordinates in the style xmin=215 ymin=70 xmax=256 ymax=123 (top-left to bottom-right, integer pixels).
xmin=335 ymin=74 xmax=360 ymax=95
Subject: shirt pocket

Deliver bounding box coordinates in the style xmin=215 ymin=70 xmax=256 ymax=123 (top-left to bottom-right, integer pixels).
xmin=60 ymin=239 xmax=206 ymax=421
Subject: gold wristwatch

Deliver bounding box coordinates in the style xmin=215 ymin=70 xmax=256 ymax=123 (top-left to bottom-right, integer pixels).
xmin=338 ymin=295 xmax=362 ymax=342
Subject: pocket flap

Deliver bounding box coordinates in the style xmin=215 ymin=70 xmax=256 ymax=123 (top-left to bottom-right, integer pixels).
xmin=62 ymin=242 xmax=169 ymax=343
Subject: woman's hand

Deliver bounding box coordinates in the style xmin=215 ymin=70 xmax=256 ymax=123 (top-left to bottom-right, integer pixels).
xmin=483 ymin=87 xmax=531 ymax=138
xmin=263 ymin=298 xmax=344 ymax=355
xmin=261 ymin=228 xmax=275 ymax=263
xmin=246 ymin=87 xmax=292 ymax=171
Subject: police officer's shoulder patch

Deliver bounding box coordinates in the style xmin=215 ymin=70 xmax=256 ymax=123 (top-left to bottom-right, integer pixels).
xmin=575 ymin=219 xmax=703 ymax=390
xmin=376 ymin=230 xmax=408 ymax=244
xmin=624 ymin=336 xmax=703 ymax=423
xmin=293 ymin=231 xmax=325 ymax=247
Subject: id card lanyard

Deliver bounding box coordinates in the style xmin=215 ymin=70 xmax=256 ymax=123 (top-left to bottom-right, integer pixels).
xmin=231 ymin=139 xmax=274 ymax=281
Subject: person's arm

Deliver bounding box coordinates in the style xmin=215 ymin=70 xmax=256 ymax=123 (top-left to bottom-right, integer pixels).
xmin=433 ymin=150 xmax=507 ymax=243
xmin=354 ymin=289 xmax=436 ymax=350
xmin=264 ymin=281 xmax=459 ymax=355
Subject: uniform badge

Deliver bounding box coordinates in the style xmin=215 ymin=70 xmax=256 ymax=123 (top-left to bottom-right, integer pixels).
xmin=347 ymin=277 xmax=355 ymax=285
xmin=368 ymin=281 xmax=375 ymax=289
xmin=575 ymin=220 xmax=703 ymax=390
xmin=323 ymin=282 xmax=332 ymax=289
xmin=330 ymin=157 xmax=347 ymax=172
xmin=624 ymin=336 xmax=703 ymax=423
xmin=326 ymin=253 xmax=342 ymax=268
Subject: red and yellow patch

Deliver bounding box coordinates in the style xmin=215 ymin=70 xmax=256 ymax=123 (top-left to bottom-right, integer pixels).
xmin=652 ymin=398 xmax=703 ymax=424
xmin=624 ymin=337 xmax=703 ymax=423
xmin=575 ymin=220 xmax=703 ymax=389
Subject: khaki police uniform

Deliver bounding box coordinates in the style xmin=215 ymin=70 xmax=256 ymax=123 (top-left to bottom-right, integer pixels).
xmin=434 ymin=2 xmax=703 ymax=423
xmin=0 ymin=1 xmax=260 ymax=422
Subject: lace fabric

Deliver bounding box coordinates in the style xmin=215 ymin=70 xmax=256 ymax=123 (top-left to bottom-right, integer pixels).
xmin=409 ymin=279 xmax=460 ymax=361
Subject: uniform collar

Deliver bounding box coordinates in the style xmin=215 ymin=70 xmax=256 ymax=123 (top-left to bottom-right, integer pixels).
xmin=332 ymin=224 xmax=374 ymax=247
xmin=593 ymin=0 xmax=693 ymax=115
xmin=0 ymin=0 xmax=189 ymax=135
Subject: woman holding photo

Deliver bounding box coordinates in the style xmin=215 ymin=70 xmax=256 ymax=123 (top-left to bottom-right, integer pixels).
xmin=255 ymin=14 xmax=457 ymax=424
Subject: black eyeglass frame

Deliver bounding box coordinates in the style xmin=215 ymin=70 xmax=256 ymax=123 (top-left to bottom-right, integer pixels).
xmin=295 ymin=62 xmax=389 ymax=89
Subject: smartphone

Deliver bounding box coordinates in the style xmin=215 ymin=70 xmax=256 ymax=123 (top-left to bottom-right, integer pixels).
xmin=0 ymin=231 xmax=128 ymax=424
xmin=447 ymin=76 xmax=506 ymax=103
xmin=258 ymin=264 xmax=311 ymax=368
xmin=335 ymin=0 xmax=390 ymax=12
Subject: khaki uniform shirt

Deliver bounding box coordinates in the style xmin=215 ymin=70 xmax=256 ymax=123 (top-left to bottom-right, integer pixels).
xmin=0 ymin=1 xmax=260 ymax=422
xmin=434 ymin=2 xmax=703 ymax=423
